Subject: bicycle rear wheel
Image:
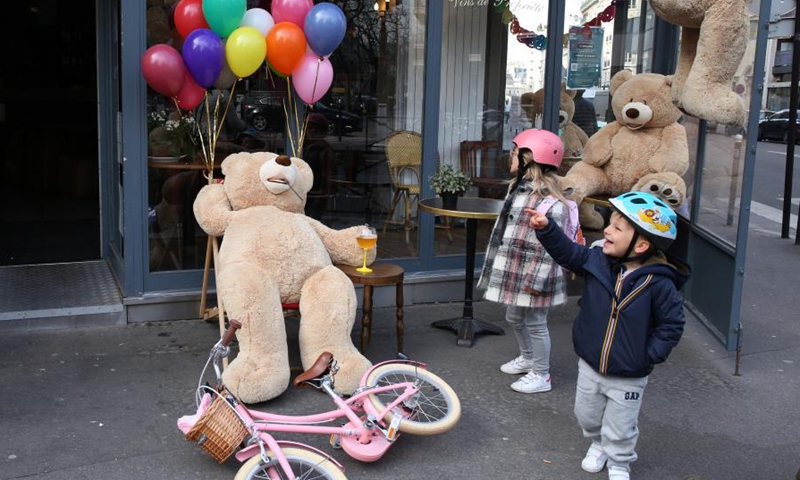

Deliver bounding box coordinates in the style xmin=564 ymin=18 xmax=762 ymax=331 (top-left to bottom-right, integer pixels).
xmin=234 ymin=447 xmax=348 ymax=480
xmin=365 ymin=363 xmax=461 ymax=436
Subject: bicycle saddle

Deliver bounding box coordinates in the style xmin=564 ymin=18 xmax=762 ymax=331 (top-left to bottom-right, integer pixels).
xmin=293 ymin=352 xmax=334 ymax=388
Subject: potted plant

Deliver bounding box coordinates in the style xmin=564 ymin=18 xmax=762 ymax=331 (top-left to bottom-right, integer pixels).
xmin=429 ymin=165 xmax=472 ymax=209
xmin=147 ymin=110 xmax=197 ymax=160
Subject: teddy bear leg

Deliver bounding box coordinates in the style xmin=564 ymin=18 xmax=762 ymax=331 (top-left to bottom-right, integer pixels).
xmin=633 ymin=172 xmax=687 ymax=208
xmin=671 ymin=27 xmax=699 ymax=109
xmin=218 ymin=263 xmax=291 ymax=404
xmin=680 ymin=2 xmax=748 ymax=126
xmin=298 ymin=265 xmax=372 ymax=395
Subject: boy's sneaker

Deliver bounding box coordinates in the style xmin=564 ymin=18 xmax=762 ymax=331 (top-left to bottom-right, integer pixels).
xmin=500 ymin=356 xmax=534 ymax=374
xmin=608 ymin=466 xmax=630 ymax=480
xmin=510 ymin=371 xmax=551 ymax=393
xmin=581 ymin=442 xmax=608 ymax=473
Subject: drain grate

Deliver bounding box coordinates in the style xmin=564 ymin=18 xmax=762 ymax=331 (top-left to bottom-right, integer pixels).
xmin=0 ymin=261 xmax=122 ymax=320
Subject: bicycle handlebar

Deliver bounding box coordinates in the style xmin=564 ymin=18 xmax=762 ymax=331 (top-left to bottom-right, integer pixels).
xmin=221 ymin=319 xmax=242 ymax=347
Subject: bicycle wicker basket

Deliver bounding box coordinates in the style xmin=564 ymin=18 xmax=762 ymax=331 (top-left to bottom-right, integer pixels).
xmin=185 ymin=392 xmax=248 ymax=463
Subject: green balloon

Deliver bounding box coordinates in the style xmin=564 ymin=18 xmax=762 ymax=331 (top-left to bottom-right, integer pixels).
xmin=202 ymin=0 xmax=246 ymax=38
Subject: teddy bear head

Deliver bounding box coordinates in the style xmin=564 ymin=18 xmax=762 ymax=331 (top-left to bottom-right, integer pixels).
xmin=609 ymin=70 xmax=682 ymax=130
xmin=521 ymin=84 xmax=577 ymax=129
xmin=220 ymin=151 xmax=314 ymax=214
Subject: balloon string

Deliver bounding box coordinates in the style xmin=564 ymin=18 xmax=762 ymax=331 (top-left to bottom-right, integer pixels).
xmin=283 ymin=80 xmax=297 ymax=158
xmin=204 ymin=91 xmax=215 ymax=181
xmin=215 ymin=78 xmax=238 ymax=144
xmin=195 ymin=93 xmax=211 ymax=182
xmin=291 ymin=78 xmax=303 ymax=154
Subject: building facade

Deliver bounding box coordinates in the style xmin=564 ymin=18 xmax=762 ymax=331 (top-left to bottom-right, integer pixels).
xmin=0 ymin=0 xmax=772 ymax=350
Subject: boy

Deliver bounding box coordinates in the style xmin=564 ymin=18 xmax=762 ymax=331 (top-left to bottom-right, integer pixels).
xmin=525 ymin=191 xmax=690 ymax=480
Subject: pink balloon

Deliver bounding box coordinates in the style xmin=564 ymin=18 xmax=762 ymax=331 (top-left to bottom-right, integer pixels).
xmin=176 ymin=70 xmax=205 ymax=110
xmin=292 ymin=52 xmax=333 ymax=104
xmin=141 ymin=45 xmax=186 ymax=97
xmin=271 ymin=0 xmax=313 ymax=27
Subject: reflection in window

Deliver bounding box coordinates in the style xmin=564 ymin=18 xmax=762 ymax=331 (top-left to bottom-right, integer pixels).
xmin=301 ymin=0 xmax=427 ymax=260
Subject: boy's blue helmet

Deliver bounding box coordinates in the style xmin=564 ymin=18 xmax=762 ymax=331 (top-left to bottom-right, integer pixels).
xmin=609 ymin=191 xmax=678 ymax=251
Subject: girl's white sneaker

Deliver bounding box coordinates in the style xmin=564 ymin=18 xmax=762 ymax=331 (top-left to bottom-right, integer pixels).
xmin=500 ymin=356 xmax=534 ymax=374
xmin=510 ymin=371 xmax=551 ymax=393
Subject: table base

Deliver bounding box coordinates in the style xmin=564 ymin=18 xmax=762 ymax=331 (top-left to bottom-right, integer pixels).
xmin=431 ymin=318 xmax=504 ymax=347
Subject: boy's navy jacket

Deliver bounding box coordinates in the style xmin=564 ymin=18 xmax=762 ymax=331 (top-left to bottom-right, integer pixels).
xmin=536 ymin=220 xmax=691 ymax=378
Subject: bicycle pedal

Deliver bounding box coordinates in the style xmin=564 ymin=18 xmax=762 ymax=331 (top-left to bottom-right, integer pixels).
xmin=329 ymin=434 xmax=342 ymax=449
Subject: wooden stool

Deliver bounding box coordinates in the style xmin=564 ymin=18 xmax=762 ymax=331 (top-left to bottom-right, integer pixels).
xmin=336 ymin=263 xmax=405 ymax=354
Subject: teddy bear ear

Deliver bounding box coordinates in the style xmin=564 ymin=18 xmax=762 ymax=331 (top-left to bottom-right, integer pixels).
xmin=220 ymin=153 xmax=241 ymax=176
xmin=610 ymin=70 xmax=633 ymax=96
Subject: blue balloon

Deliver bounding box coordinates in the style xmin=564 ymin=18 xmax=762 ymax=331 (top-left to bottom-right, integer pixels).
xmin=182 ymin=29 xmax=224 ymax=88
xmin=303 ymin=3 xmax=346 ymax=58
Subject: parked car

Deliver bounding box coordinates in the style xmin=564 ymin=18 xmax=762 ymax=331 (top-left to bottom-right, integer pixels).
xmin=311 ymin=102 xmax=363 ymax=136
xmin=757 ymin=109 xmax=800 ymax=143
xmin=242 ymin=91 xmax=285 ymax=132
xmin=242 ymin=93 xmax=362 ymax=136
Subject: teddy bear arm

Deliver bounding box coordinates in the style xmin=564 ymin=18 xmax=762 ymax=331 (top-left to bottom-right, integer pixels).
xmin=648 ymin=124 xmax=690 ymax=175
xmin=193 ymin=184 xmax=234 ymax=237
xmin=582 ymin=122 xmax=621 ymax=167
xmin=301 ymin=217 xmax=376 ymax=266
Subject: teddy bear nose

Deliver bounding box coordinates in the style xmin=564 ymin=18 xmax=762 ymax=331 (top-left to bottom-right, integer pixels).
xmin=559 ymin=114 xmax=566 ymax=123
xmin=626 ymin=108 xmax=640 ymax=119
xmin=275 ymin=155 xmax=292 ymax=166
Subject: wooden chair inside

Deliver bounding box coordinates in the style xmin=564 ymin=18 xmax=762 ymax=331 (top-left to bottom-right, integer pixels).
xmin=459 ymin=140 xmax=508 ymax=199
xmin=383 ymin=131 xmax=422 ymax=244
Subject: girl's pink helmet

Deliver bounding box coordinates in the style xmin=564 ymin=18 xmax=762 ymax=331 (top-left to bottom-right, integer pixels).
xmin=512 ymin=129 xmax=564 ymax=169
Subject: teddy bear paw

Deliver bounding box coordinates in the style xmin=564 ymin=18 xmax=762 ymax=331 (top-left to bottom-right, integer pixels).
xmin=634 ymin=175 xmax=685 ymax=208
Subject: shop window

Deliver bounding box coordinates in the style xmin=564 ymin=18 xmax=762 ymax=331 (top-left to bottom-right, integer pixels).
xmin=301 ymin=0 xmax=427 ymax=261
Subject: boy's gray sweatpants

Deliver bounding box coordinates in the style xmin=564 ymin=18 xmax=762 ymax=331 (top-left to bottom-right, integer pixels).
xmin=574 ymin=358 xmax=649 ymax=471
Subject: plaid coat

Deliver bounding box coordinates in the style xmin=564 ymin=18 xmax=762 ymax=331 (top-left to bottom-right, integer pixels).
xmin=477 ymin=183 xmax=569 ymax=308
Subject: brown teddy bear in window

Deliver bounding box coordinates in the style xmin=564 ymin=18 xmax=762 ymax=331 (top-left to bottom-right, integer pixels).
xmin=521 ymin=84 xmax=589 ymax=158
xmin=560 ymin=71 xmax=689 ymax=230
xmin=649 ymin=0 xmax=749 ymax=126
xmin=193 ymin=152 xmax=373 ymax=403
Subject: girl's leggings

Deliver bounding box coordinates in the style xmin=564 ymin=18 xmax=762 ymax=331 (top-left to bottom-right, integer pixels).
xmin=505 ymin=305 xmax=550 ymax=374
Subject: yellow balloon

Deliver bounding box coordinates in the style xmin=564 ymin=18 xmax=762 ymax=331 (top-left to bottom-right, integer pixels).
xmin=225 ymin=27 xmax=267 ymax=79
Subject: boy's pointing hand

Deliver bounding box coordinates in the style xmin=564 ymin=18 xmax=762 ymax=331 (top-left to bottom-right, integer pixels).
xmin=524 ymin=209 xmax=549 ymax=230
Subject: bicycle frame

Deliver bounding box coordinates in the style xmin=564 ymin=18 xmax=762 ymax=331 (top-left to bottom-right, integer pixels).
xmin=231 ymin=358 xmax=428 ymax=463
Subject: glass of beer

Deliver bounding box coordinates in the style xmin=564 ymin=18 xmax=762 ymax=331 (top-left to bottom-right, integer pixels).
xmin=356 ymin=225 xmax=377 ymax=273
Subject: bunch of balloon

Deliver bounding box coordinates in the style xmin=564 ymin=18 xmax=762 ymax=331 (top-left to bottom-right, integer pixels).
xmin=141 ymin=0 xmax=347 ymax=172
xmin=265 ymin=0 xmax=347 ymax=156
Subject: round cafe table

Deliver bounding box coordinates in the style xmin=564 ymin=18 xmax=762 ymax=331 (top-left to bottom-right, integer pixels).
xmin=418 ymin=197 xmax=504 ymax=347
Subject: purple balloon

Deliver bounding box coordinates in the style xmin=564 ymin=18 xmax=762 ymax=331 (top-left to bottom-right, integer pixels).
xmin=304 ymin=3 xmax=346 ymax=58
xmin=182 ymin=29 xmax=224 ymax=88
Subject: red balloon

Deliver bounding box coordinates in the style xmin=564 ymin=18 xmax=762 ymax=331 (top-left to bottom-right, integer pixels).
xmin=141 ymin=45 xmax=186 ymax=97
xmin=266 ymin=22 xmax=307 ymax=76
xmin=174 ymin=0 xmax=210 ymax=39
xmin=176 ymin=70 xmax=205 ymax=110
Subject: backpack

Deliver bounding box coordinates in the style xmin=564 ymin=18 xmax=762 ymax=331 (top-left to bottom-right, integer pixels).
xmin=535 ymin=196 xmax=585 ymax=246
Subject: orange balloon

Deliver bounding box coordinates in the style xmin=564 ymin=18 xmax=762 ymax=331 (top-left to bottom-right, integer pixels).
xmin=266 ymin=22 xmax=307 ymax=76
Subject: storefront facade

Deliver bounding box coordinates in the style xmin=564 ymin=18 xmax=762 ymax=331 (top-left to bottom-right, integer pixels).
xmin=0 ymin=0 xmax=771 ymax=349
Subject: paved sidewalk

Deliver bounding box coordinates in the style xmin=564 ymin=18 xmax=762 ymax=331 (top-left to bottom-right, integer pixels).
xmin=1 ymin=228 xmax=799 ymax=480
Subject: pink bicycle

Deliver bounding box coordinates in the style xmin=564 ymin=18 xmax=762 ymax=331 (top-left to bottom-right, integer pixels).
xmin=180 ymin=320 xmax=461 ymax=480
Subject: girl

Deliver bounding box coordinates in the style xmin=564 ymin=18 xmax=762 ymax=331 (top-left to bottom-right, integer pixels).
xmin=477 ymin=129 xmax=579 ymax=393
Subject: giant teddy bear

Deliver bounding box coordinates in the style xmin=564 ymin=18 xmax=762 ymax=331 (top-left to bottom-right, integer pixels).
xmin=193 ymin=151 xmax=373 ymax=403
xmin=561 ymin=71 xmax=689 ymax=230
xmin=649 ymin=0 xmax=749 ymax=126
xmin=521 ymin=85 xmax=589 ymax=158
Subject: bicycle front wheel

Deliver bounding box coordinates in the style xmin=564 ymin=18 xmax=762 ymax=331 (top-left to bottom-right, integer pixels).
xmin=234 ymin=446 xmax=348 ymax=480
xmin=365 ymin=363 xmax=461 ymax=436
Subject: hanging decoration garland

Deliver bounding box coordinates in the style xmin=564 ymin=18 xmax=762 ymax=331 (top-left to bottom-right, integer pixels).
xmin=508 ymin=0 xmax=618 ymax=50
